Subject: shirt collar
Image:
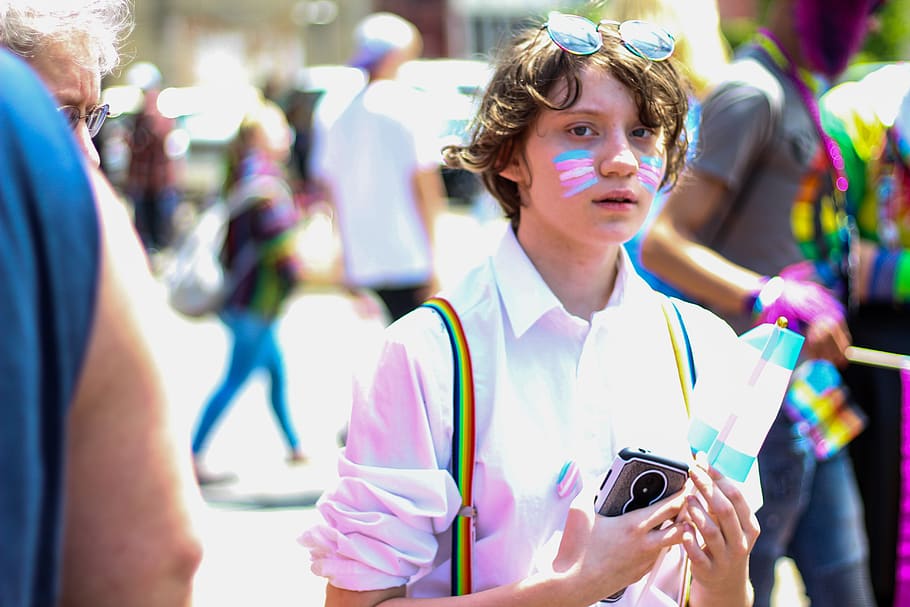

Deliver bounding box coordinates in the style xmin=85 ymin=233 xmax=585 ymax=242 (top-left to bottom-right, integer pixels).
xmin=492 ymin=227 xmax=561 ymax=338
xmin=491 ymin=227 xmax=642 ymax=337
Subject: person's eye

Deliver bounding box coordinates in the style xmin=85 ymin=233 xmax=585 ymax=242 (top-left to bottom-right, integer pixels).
xmin=630 ymin=126 xmax=657 ymax=140
xmin=568 ymin=124 xmax=596 ymax=137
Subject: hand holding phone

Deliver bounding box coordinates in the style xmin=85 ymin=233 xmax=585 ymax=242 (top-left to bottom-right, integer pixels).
xmin=594 ymin=447 xmax=689 ymax=518
xmin=592 ymin=448 xmax=689 ymax=603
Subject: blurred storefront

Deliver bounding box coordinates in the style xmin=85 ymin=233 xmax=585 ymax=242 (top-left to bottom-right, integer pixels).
xmin=123 ymin=0 xmax=759 ymax=91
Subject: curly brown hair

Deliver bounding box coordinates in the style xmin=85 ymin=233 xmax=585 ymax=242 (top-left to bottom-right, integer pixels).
xmin=443 ymin=18 xmax=690 ymax=227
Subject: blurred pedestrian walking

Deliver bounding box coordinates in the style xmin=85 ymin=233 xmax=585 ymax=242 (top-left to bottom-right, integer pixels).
xmin=0 ymin=0 xmax=131 ymax=166
xmin=191 ymin=98 xmax=308 ymax=484
xmin=640 ymin=1 xmax=885 ymax=605
xmin=124 ymin=60 xmax=182 ymax=256
xmin=0 ymin=47 xmax=202 ymax=607
xmin=311 ymin=12 xmax=446 ymax=323
xmin=821 ymin=61 xmax=910 ymax=607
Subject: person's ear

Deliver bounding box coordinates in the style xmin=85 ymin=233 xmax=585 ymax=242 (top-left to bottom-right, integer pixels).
xmin=498 ymin=148 xmax=527 ymax=185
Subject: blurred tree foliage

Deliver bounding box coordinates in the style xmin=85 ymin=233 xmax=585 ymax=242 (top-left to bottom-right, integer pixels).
xmin=859 ymin=0 xmax=910 ymax=62
xmin=723 ymin=0 xmax=909 ymax=64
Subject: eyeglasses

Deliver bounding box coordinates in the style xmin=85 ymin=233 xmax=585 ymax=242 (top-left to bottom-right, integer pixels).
xmin=543 ymin=12 xmax=675 ymax=61
xmin=57 ymin=103 xmax=110 ymax=137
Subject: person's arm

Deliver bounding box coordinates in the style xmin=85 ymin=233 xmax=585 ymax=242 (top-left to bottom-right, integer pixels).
xmin=59 ymin=167 xmax=203 ymax=606
xmin=641 ymin=173 xmax=767 ymax=316
xmin=642 ymin=170 xmax=851 ymax=366
xmin=322 ymin=492 xmax=688 ymax=607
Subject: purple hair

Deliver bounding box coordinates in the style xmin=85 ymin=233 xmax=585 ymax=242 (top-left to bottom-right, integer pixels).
xmin=793 ymin=0 xmax=878 ymax=77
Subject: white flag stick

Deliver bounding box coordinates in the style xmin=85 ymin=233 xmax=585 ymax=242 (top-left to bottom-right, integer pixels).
xmin=846 ymin=346 xmax=910 ymax=371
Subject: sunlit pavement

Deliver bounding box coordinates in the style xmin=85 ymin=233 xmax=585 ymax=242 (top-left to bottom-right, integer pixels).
xmin=168 ymin=206 xmax=807 ymax=606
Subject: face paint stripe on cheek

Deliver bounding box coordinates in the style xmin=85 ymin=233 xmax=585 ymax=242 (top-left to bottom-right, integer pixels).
xmin=563 ymin=177 xmax=599 ymax=198
xmin=637 ymin=155 xmax=664 ymax=195
xmin=554 ymin=158 xmax=593 ymax=171
xmin=554 ymin=150 xmax=596 ymax=198
xmin=560 ymin=165 xmax=595 ymax=181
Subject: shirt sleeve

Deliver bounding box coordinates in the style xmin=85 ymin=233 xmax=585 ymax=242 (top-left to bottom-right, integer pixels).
xmin=301 ymin=310 xmax=464 ymax=590
xmin=691 ymin=80 xmax=777 ymax=192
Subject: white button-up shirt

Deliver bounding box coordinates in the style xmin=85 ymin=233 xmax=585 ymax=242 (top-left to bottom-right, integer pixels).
xmin=303 ymin=227 xmax=756 ymax=605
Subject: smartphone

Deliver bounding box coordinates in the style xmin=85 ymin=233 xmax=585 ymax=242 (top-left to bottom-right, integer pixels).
xmin=594 ymin=447 xmax=689 ymax=518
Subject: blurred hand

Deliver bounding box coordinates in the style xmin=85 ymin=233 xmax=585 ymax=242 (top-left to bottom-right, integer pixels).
xmin=751 ymin=264 xmax=851 ymax=367
xmin=800 ymin=313 xmax=852 ymax=367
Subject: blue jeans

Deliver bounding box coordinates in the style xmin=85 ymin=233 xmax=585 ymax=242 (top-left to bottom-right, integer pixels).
xmin=192 ymin=310 xmax=300 ymax=455
xmin=750 ymin=411 xmax=875 ymax=607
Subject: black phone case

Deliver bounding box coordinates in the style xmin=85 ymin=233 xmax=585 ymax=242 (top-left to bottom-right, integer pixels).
xmin=594 ymin=447 xmax=689 ymax=517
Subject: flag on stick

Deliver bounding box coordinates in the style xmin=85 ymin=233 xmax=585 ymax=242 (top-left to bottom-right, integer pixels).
xmin=688 ymin=318 xmax=805 ymax=482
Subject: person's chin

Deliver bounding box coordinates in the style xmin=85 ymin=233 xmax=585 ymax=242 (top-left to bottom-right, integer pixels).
xmin=594 ymin=222 xmax=642 ymax=247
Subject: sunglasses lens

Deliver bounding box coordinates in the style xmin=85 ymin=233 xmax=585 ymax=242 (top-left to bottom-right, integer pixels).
xmin=619 ymin=20 xmax=675 ymax=61
xmin=85 ymin=104 xmax=110 ymax=137
xmin=546 ymin=12 xmax=602 ymax=55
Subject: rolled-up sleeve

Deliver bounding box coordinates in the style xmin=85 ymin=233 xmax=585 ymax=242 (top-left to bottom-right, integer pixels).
xmin=301 ymin=311 xmax=464 ymax=590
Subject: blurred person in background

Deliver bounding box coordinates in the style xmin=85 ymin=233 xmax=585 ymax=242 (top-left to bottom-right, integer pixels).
xmin=124 ymin=60 xmax=182 ymax=258
xmin=640 ymin=0 xmax=884 ymax=605
xmin=282 ymin=87 xmax=323 ymax=207
xmin=191 ymin=98 xmax=308 ymax=485
xmin=311 ymin=11 xmax=446 ymax=323
xmin=600 ymin=0 xmax=731 ymax=300
xmin=0 ymin=0 xmax=131 ymax=167
xmin=0 ymin=47 xmax=202 ymax=607
xmin=821 ymin=62 xmax=910 ymax=607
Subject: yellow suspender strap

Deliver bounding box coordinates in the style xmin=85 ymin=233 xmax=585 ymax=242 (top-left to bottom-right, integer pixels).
xmin=661 ymin=297 xmax=696 ymax=606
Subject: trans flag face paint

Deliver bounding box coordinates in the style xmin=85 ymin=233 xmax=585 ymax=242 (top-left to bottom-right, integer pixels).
xmin=637 ymin=155 xmax=664 ymax=195
xmin=554 ymin=150 xmax=597 ymax=198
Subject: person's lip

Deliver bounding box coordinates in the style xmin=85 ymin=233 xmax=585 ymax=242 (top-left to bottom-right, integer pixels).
xmin=593 ymin=188 xmax=638 ymax=205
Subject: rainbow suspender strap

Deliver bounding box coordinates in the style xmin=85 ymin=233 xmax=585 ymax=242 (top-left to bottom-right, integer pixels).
xmin=421 ymin=297 xmax=476 ymax=596
xmin=660 ymin=297 xmax=697 ymax=606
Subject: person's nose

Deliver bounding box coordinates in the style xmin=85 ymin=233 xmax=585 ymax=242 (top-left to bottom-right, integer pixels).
xmin=597 ymin=132 xmax=638 ymax=178
xmin=74 ymin=123 xmax=101 ymax=167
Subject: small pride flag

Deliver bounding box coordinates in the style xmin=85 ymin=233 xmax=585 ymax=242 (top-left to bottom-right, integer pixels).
xmin=783 ymin=359 xmax=867 ymax=459
xmin=687 ymin=319 xmax=805 ymax=482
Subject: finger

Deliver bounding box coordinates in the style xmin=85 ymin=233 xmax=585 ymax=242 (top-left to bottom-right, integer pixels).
xmin=706 ymin=467 xmax=760 ymax=548
xmin=688 ymin=466 xmax=739 ymax=544
xmin=686 ymin=493 xmax=726 ymax=553
xmin=833 ymin=322 xmax=852 ymax=367
xmin=651 ymin=520 xmax=687 ymax=549
xmin=808 ymin=319 xmax=850 ymax=367
xmin=688 ymin=464 xmax=719 ymax=507
xmin=637 ymin=490 xmax=686 ymax=530
xmin=681 ymin=521 xmax=711 ymax=568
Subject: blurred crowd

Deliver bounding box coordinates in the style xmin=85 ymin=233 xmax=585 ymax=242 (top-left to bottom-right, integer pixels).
xmin=2 ymin=0 xmax=910 ymax=605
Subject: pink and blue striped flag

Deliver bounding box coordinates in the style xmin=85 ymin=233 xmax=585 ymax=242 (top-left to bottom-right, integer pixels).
xmin=687 ymin=319 xmax=805 ymax=482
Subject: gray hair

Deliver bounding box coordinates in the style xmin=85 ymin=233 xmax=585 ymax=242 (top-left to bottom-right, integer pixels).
xmin=0 ymin=0 xmax=133 ymax=76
